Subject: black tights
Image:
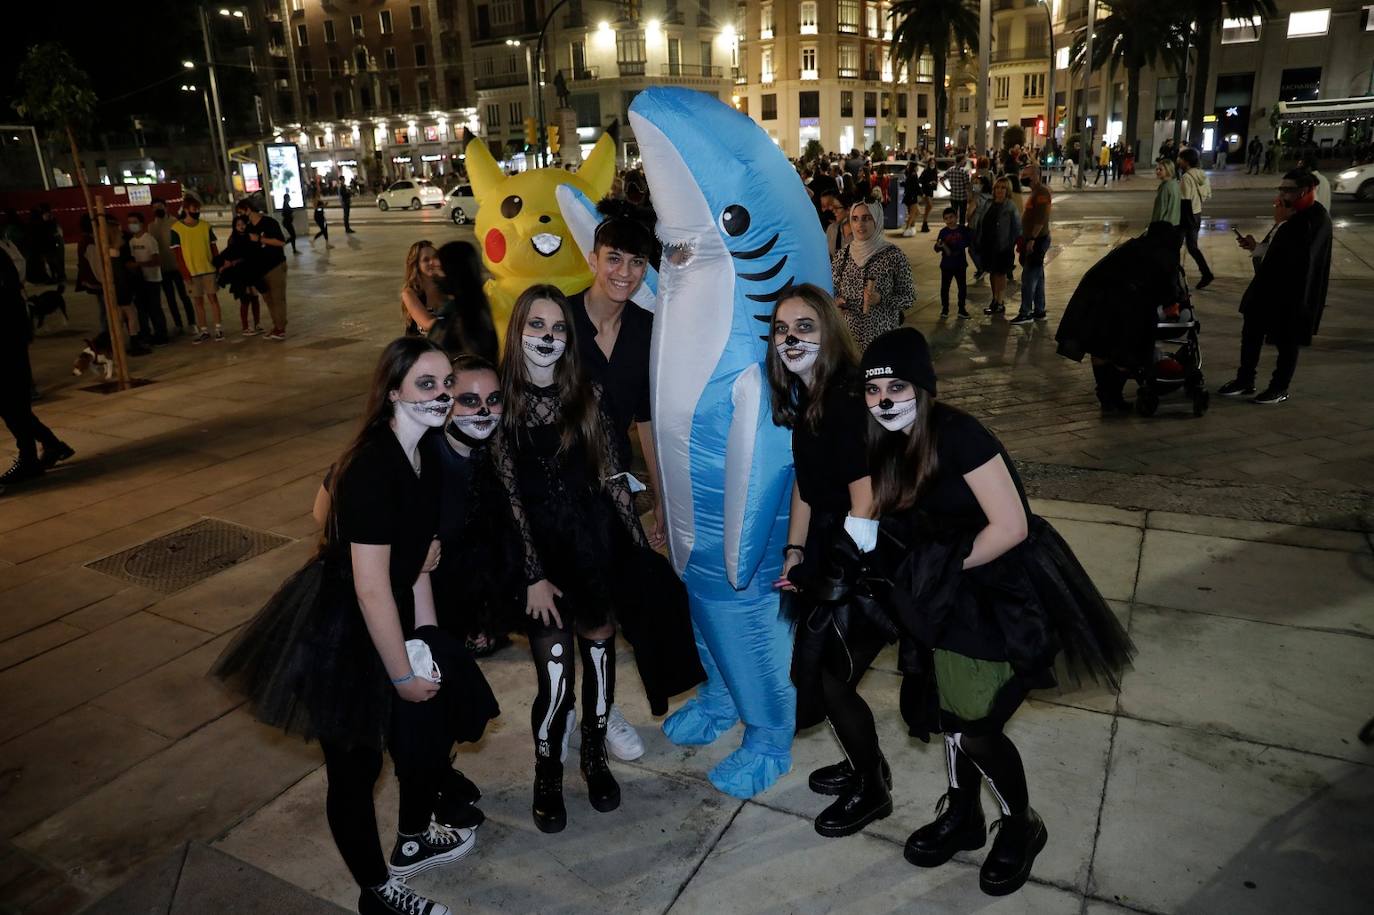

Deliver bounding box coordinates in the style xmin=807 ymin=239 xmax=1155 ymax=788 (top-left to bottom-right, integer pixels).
xmin=948 ymin=731 xmax=1028 ymax=816
xmin=528 ymin=623 xmax=616 ymax=762
xmin=820 ymin=626 xmax=887 ymax=772
xmin=319 ymin=694 xmax=449 ymax=889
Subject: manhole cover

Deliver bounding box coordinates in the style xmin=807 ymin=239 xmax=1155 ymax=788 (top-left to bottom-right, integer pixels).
xmin=299 ymin=337 xmax=359 ymax=350
xmin=85 ymin=518 xmax=292 ymax=593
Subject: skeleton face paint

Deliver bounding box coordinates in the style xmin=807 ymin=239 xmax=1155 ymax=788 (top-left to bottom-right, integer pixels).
xmin=522 ymin=334 xmax=566 ymax=367
xmin=871 ymin=396 xmax=918 ymax=432
xmin=775 ymin=336 xmax=820 ymax=377
xmin=451 ymin=412 xmax=498 ymax=440
xmin=397 ymin=394 xmax=452 ymax=428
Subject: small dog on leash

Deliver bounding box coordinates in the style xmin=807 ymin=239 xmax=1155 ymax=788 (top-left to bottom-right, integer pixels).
xmin=72 ymin=332 xmax=114 ymax=380
xmin=28 ymin=284 xmax=68 ymax=331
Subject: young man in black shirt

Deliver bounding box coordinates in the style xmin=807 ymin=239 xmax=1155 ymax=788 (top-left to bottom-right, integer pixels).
xmin=564 ymin=207 xmax=663 ymax=762
xmin=245 ymin=198 xmax=290 ymax=341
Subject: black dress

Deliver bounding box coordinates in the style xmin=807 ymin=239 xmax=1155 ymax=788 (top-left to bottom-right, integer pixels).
xmin=872 ymin=406 xmax=1133 ymax=736
xmin=493 ymin=382 xmax=704 ymax=714
xmin=212 ymin=431 xmax=499 ymax=751
xmin=783 ymin=378 xmax=889 ymax=729
xmin=425 ymin=430 xmax=523 ymax=640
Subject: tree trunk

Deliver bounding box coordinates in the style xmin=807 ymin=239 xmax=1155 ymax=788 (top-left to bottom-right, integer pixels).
xmin=1187 ymin=13 xmax=1216 ymax=149
xmin=66 ymin=125 xmax=130 ymax=388
xmin=933 ymin=53 xmax=947 ymax=156
xmin=1125 ymin=65 xmax=1141 ymax=161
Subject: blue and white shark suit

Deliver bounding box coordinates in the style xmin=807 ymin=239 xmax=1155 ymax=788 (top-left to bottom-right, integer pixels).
xmin=629 ymin=88 xmax=833 ymax=798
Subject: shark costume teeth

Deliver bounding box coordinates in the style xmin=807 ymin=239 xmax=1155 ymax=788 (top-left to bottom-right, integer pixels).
xmin=522 ymin=334 xmax=566 ymax=367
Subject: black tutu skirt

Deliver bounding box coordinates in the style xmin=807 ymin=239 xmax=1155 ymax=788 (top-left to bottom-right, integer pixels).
xmin=211 ymin=558 xmax=500 ymax=752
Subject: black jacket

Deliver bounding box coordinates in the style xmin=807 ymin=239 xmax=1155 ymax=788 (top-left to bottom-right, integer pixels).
xmin=1239 ymin=202 xmax=1332 ymax=347
xmin=1055 ymin=222 xmax=1185 ymax=367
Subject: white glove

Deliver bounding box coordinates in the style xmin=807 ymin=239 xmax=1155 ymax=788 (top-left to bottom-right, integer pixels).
xmin=843 ymin=515 xmax=879 ymax=553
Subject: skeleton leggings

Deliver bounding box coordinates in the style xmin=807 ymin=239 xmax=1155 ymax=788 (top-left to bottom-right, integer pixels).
xmin=529 ymin=623 xmax=616 ymax=761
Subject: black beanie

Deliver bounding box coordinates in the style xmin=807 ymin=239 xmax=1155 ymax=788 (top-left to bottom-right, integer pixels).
xmin=861 ymin=327 xmax=937 ymax=395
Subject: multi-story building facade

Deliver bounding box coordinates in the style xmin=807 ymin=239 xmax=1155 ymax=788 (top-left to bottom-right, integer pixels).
xmin=734 ymin=0 xmax=940 ymax=157
xmin=248 ymin=0 xmax=478 ymax=187
xmin=468 ymin=0 xmax=738 ymax=167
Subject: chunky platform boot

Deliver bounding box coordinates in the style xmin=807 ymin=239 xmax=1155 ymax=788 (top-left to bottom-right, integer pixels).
xmin=580 ymin=725 xmax=621 ymax=813
xmin=532 ymin=759 xmax=566 ymax=833
xmin=814 ymin=763 xmax=893 ymax=838
xmin=903 ymin=787 xmax=987 ymax=867
xmin=808 ymin=754 xmax=892 ymax=796
xmin=979 ymin=806 xmax=1048 ymax=896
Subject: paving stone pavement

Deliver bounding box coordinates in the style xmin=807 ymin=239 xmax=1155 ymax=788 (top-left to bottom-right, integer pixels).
xmin=1 ymin=199 xmax=1371 ymax=914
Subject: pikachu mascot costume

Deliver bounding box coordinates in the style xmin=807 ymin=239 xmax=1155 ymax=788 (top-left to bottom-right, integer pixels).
xmin=464 ymin=131 xmax=618 ymax=339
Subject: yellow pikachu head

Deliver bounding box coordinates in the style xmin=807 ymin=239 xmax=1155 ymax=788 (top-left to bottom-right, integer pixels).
xmin=466 ymin=134 xmax=617 ymax=320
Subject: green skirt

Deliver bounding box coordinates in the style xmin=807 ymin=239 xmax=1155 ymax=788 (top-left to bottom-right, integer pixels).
xmin=933 ymin=648 xmax=1027 ymax=734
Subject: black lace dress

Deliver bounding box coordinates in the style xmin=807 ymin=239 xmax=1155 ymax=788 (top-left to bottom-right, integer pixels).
xmin=494 ymin=382 xmax=704 ymax=713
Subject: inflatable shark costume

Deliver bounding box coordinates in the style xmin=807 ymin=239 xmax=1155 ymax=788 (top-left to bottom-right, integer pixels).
xmin=627 ymin=88 xmax=832 ymax=797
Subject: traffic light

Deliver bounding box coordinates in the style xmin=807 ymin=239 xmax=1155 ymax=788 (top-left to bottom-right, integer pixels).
xmin=523 ymin=117 xmax=537 ymax=147
xmin=547 ymin=124 xmax=560 ymax=154
xmin=1036 ymin=116 xmax=1045 ymax=136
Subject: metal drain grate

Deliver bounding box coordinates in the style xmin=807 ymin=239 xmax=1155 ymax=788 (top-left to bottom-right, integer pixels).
xmin=85 ymin=518 xmax=292 ymax=593
xmin=299 ymin=337 xmax=359 ymax=350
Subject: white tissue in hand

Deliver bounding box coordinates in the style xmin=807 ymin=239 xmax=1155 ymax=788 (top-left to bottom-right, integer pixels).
xmin=843 ymin=515 xmax=879 ymax=553
xmin=406 ymin=639 xmax=442 ymax=683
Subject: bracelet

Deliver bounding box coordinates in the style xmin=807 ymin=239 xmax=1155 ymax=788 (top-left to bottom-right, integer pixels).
xmin=783 ymin=544 xmax=805 ymax=558
xmin=390 ymin=673 xmax=415 ymax=685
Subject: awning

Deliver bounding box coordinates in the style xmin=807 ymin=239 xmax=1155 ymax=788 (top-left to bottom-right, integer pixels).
xmin=1276 ymin=97 xmax=1374 ymax=125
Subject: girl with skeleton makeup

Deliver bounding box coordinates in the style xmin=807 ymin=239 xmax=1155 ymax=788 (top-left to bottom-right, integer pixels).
xmin=214 ymin=338 xmax=499 ymax=915
xmin=493 ymin=284 xmax=699 ymax=834
xmin=763 ymin=283 xmax=893 ymax=840
xmin=858 ymin=328 xmax=1132 ymax=897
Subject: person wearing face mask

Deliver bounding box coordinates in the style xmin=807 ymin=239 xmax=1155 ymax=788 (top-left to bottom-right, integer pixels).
xmin=216 ymin=215 xmax=265 ymax=336
xmin=149 ymin=198 xmax=195 ymax=334
xmin=127 ymin=211 xmax=171 ymax=346
xmin=833 ymin=201 xmax=915 ymax=349
xmin=1219 ymin=169 xmax=1333 ymax=405
xmin=763 ymin=283 xmax=892 ymax=840
xmin=169 ymin=196 xmax=224 ymax=343
xmin=215 ymin=337 xmax=498 ymax=915
xmin=492 ymin=285 xmax=701 ymax=835
xmin=857 ymin=327 xmax=1132 ymax=897
xmin=401 ymin=240 xmax=443 ymax=336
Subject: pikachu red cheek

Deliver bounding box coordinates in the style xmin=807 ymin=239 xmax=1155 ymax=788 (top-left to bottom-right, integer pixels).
xmin=485 ymin=228 xmax=507 ymax=264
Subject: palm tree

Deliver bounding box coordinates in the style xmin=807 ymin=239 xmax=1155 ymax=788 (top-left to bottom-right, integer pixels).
xmin=889 ymin=0 xmax=980 ymax=153
xmin=1069 ymin=0 xmax=1189 ymax=159
xmin=1183 ymin=0 xmax=1276 ymax=148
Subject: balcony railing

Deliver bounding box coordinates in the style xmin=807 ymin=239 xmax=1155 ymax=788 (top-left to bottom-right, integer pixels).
xmin=474 ymin=72 xmax=529 ymax=89
xmin=568 ymin=66 xmax=599 ymax=82
xmin=992 ymin=46 xmax=1049 ymax=64
xmin=838 ymin=23 xmax=859 ymax=35
xmin=838 ymin=66 xmax=859 ymax=79
xmin=862 ymin=69 xmax=881 ymax=81
xmin=662 ymin=63 xmax=723 ymax=77
xmin=733 ymin=66 xmax=745 ymax=84
xmin=618 ymin=60 xmax=646 ymax=76
xmin=760 ymin=71 xmax=775 ymax=85
xmin=268 ymin=42 xmax=289 ymax=57
xmin=800 ymin=24 xmax=818 ymax=35
xmin=760 ymin=27 xmax=773 ymax=39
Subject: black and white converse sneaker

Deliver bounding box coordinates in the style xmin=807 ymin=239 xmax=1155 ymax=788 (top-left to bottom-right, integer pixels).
xmin=359 ymin=876 xmax=451 ymax=915
xmin=388 ymin=819 xmax=475 ymax=878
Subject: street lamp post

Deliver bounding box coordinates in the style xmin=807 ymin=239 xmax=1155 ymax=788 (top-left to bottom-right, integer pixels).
xmin=507 ymin=38 xmax=539 ymax=165
xmin=1039 ymin=0 xmax=1055 ymax=147
xmin=199 ymin=4 xmax=235 ymax=200
xmin=182 ymin=82 xmax=222 ymax=176
xmin=976 ymin=0 xmax=990 ymax=157
xmin=1076 ymin=0 xmax=1097 ymax=188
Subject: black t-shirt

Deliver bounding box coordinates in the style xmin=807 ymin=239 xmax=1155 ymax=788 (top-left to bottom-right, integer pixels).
xmin=334 ymin=433 xmax=440 ymax=633
xmin=916 ymin=405 xmax=1029 ymax=524
xmin=568 ymin=290 xmax=653 ymax=459
xmin=424 ymin=431 xmax=474 ymax=547
xmin=253 ymin=215 xmax=286 ymax=270
xmin=792 ymin=379 xmax=870 ymax=516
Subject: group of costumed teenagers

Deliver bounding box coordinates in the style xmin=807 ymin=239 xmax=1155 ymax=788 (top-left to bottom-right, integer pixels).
xmin=213 ymin=88 xmax=1132 ymax=915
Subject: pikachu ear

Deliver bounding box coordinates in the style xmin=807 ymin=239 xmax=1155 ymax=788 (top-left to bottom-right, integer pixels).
xmin=577 ymin=132 xmax=617 ymax=200
xmin=464 ymin=134 xmax=505 ymax=201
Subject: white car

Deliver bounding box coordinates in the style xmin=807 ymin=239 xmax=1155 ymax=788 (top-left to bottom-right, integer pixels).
xmin=376 ymin=179 xmax=444 ymax=211
xmin=1332 ymin=163 xmax=1374 ymax=201
xmin=446 ymin=184 xmax=480 ymax=225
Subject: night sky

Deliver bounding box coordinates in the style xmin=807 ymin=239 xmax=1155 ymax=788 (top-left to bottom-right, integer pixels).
xmin=5 ymin=2 xmax=257 ymax=143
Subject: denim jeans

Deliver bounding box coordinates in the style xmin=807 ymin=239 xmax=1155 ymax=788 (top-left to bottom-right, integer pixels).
xmin=1017 ymin=261 xmax=1045 ymax=317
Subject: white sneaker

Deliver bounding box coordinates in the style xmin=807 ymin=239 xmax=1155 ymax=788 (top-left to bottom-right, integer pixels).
xmin=605 ymin=705 xmax=646 ymax=761
xmin=901 ymin=228 xmax=915 ymax=237
xmin=559 ymin=707 xmax=576 ymax=764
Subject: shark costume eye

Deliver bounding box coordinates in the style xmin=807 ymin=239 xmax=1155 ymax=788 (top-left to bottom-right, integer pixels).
xmin=501 ymin=195 xmax=523 ymax=218
xmin=719 ymin=204 xmax=750 ymax=237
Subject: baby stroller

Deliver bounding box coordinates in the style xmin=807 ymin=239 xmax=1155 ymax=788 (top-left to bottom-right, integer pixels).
xmin=1132 ymin=268 xmax=1209 ymax=417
